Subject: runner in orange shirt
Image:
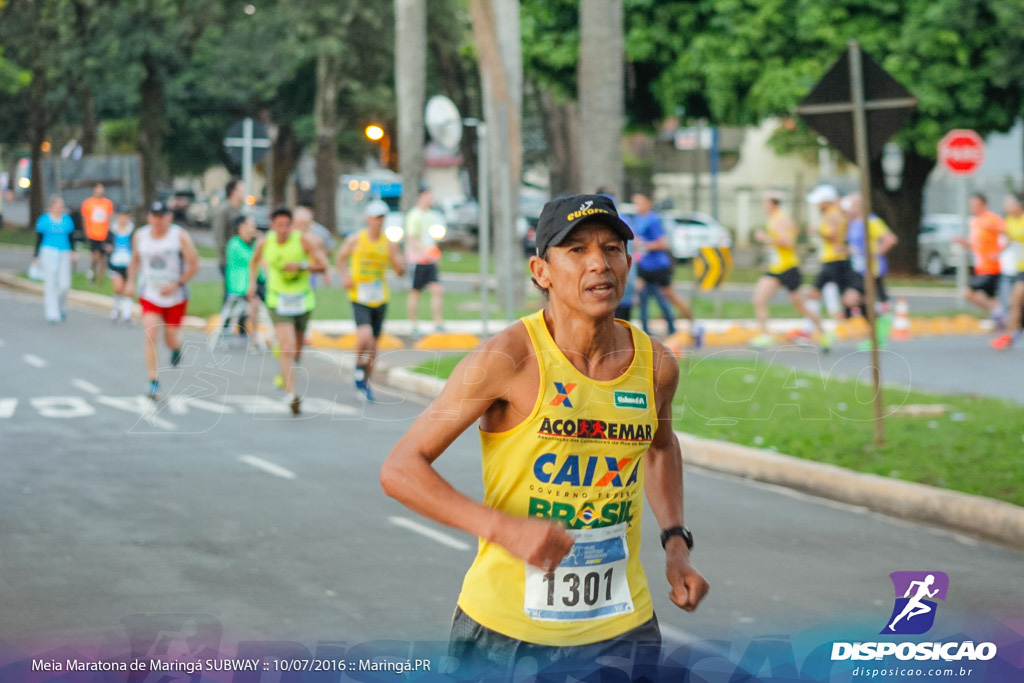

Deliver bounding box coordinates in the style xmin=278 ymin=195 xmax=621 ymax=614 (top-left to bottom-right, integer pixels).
xmin=81 ymin=183 xmax=115 ymax=285
xmin=954 ymin=193 xmax=1006 ymax=327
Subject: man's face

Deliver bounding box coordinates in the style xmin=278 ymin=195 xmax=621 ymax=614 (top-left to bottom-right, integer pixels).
xmin=270 ymin=214 xmax=291 ymax=234
xmin=366 ymin=214 xmax=385 ymax=232
xmin=969 ymin=196 xmax=985 ymax=216
xmin=632 ymin=194 xmax=651 ymax=214
xmin=149 ymin=212 xmax=171 ymax=230
xmin=530 ymin=223 xmax=630 ymax=316
xmin=238 ymin=218 xmax=256 ymax=242
xmin=418 ymin=190 xmax=433 ymax=209
xmin=1003 ymin=196 xmax=1022 ymax=216
xmin=93 ymin=184 xmax=104 ymax=198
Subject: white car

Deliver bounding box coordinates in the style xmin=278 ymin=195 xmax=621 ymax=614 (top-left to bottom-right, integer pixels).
xmin=918 ymin=213 xmax=966 ymax=277
xmin=663 ymin=211 xmax=733 ymax=261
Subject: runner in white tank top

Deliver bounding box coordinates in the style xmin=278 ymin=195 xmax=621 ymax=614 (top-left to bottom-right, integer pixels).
xmin=125 ymin=201 xmax=200 ymax=399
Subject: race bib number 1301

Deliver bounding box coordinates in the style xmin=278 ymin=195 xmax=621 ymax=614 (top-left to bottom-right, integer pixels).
xmin=523 ymin=523 xmax=634 ymax=622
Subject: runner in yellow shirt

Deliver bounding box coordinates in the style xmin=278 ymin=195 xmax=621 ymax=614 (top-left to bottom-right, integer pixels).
xmin=991 ymin=193 xmax=1024 ymax=349
xmin=805 ymin=184 xmax=851 ymax=324
xmin=336 ymin=200 xmax=404 ymax=401
xmin=750 ymin=192 xmax=827 ymax=348
xmin=381 ymin=194 xmax=708 ymax=676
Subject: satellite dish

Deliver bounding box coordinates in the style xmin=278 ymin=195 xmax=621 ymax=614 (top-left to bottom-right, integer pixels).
xmin=425 ymin=95 xmax=463 ymax=152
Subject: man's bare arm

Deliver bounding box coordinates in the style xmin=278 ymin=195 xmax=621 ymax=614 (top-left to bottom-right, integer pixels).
xmin=380 ymin=330 xmax=574 ymax=571
xmin=643 ymin=341 xmax=709 ymax=612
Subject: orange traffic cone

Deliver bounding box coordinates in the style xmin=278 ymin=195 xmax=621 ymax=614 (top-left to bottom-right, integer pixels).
xmin=890 ymin=297 xmax=912 ymax=341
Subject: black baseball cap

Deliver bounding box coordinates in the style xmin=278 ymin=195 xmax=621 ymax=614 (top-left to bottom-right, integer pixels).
xmin=149 ymin=200 xmax=171 ymax=214
xmin=534 ymin=194 xmax=633 ymax=255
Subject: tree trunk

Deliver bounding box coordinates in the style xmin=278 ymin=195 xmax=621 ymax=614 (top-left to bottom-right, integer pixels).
xmin=577 ymin=0 xmax=624 ymax=197
xmin=471 ymin=0 xmax=524 ymax=310
xmin=272 ymin=123 xmax=300 ymax=208
xmin=79 ymin=86 xmax=97 ymax=154
xmin=870 ymin=149 xmax=934 ymax=274
xmin=137 ymin=55 xmax=165 ymax=206
xmin=395 ymin=0 xmax=427 ymax=212
xmin=314 ymin=51 xmax=341 ymax=235
xmin=536 ymin=85 xmax=581 ymax=195
xmin=28 ymin=68 xmax=47 ymax=227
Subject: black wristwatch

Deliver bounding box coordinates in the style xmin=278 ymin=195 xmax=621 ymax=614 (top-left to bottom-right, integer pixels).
xmin=660 ymin=526 xmax=694 ymax=551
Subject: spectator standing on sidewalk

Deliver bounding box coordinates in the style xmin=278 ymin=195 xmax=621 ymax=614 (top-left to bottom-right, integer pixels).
xmin=213 ymin=179 xmax=245 ymax=300
xmin=404 ymin=185 xmax=445 ymax=335
xmin=33 ymin=195 xmax=76 ymax=324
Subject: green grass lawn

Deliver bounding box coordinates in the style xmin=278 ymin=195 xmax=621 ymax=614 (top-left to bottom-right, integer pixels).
xmin=409 ymin=353 xmax=1023 ymax=507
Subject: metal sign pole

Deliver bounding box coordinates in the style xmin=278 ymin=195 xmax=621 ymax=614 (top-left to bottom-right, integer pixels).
xmin=957 ymin=178 xmax=969 ymax=309
xmin=848 ymin=41 xmax=886 ymax=446
xmin=242 ymin=117 xmax=254 ymax=202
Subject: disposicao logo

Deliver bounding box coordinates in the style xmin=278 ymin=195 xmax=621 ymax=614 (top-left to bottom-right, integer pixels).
xmin=830 ymin=571 xmax=998 ymax=663
xmin=882 ymin=571 xmax=948 ymax=635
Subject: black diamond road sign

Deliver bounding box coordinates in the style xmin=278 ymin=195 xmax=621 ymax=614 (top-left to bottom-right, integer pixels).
xmin=796 ymin=49 xmax=917 ymax=162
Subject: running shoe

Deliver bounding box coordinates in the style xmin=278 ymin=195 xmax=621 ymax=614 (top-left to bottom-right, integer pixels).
xmin=818 ymin=330 xmax=836 ymax=354
xmin=857 ymin=338 xmax=888 ymax=352
xmin=110 ymin=310 xmax=119 ymax=323
xmin=273 ymin=373 xmax=284 ymax=389
xmin=990 ymin=334 xmax=1013 ymax=350
xmin=785 ymin=329 xmax=813 ymax=342
xmin=285 ymin=393 xmax=301 ymax=415
xmin=749 ymin=333 xmax=775 ymax=349
xmin=147 ymin=380 xmax=160 ymax=401
xmin=170 ymin=348 xmax=182 ymax=368
xmin=359 ymin=384 xmax=376 ymax=403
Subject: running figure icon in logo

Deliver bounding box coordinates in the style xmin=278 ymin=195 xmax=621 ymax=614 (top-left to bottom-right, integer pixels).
xmin=882 ymin=571 xmax=950 ymax=635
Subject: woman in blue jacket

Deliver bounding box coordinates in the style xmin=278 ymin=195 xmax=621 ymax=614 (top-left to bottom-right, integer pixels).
xmin=33 ymin=195 xmax=75 ymax=323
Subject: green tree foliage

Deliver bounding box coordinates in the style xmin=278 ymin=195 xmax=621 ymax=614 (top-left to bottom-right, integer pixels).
xmin=642 ymin=0 xmax=1024 ymax=271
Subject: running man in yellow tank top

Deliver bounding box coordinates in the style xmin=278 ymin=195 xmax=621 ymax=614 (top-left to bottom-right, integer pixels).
xmin=335 ymin=200 xmax=404 ymax=401
xmin=805 ymin=184 xmax=851 ymax=326
xmin=750 ymin=192 xmax=826 ymax=348
xmin=381 ymin=194 xmax=708 ymax=676
xmin=247 ymin=207 xmax=328 ymax=415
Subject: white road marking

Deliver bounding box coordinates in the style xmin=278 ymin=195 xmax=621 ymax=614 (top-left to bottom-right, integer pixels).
xmin=94 ymin=396 xmax=177 ymax=431
xmin=238 ymin=455 xmax=296 ymax=480
xmin=388 ymin=516 xmax=472 ymax=551
xmin=22 ymin=354 xmax=47 ymax=368
xmin=71 ymin=379 xmax=102 ymax=395
xmin=0 ymin=399 xmax=17 ymax=418
xmin=30 ymin=396 xmax=96 ymax=418
xmin=166 ymin=395 xmax=235 ymax=415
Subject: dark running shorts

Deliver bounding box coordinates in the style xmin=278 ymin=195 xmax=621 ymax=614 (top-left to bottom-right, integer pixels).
xmin=412 ymin=263 xmax=440 ymax=291
xmin=107 ymin=265 xmax=128 ymax=279
xmin=768 ymin=266 xmax=802 ymax=293
xmin=969 ymin=273 xmax=1000 ymax=298
xmin=89 ymin=238 xmax=109 ymax=254
xmin=268 ymin=309 xmax=312 ymax=337
xmin=352 ymin=302 xmax=387 ymax=338
xmin=637 ymin=265 xmax=674 ymax=288
xmin=448 ymin=606 xmax=662 ymax=674
xmin=848 ymin=272 xmax=889 ymax=303
xmin=813 ymin=259 xmax=852 ymax=292
xmin=1015 ymin=272 xmax=1024 ymax=285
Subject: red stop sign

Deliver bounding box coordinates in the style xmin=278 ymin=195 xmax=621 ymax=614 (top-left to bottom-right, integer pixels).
xmin=938 ymin=129 xmax=984 ymax=175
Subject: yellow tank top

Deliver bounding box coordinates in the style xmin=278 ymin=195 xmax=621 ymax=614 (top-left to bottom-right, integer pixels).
xmin=457 ymin=310 xmax=658 ymax=646
xmin=819 ymin=205 xmax=848 ymax=263
xmin=767 ymin=210 xmax=799 ymax=274
xmin=348 ymin=230 xmax=391 ymax=305
xmin=1006 ymin=214 xmax=1024 ymax=271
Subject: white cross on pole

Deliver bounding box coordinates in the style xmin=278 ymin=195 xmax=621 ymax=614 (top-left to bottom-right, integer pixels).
xmin=223 ymin=118 xmax=271 ymax=202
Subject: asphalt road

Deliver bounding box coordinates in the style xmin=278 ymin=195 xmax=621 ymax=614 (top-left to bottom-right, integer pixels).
xmin=1 ymin=288 xmax=1021 ymax=668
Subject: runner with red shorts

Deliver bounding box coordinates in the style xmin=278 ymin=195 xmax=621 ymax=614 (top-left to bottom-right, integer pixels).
xmin=125 ymin=201 xmax=200 ymax=399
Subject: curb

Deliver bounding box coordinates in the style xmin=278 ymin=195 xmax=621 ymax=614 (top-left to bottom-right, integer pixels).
xmin=0 ymin=271 xmax=207 ymax=330
xmin=381 ymin=363 xmax=1024 ymax=551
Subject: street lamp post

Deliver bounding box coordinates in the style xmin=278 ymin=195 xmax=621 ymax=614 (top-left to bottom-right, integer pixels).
xmin=364 ymin=124 xmax=391 ymax=169
xmin=463 ymin=118 xmax=490 ymax=337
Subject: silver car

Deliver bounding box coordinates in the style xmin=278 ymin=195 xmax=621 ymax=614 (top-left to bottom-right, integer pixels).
xmin=663 ymin=211 xmax=733 ymax=261
xmin=918 ymin=214 xmax=966 ymax=277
